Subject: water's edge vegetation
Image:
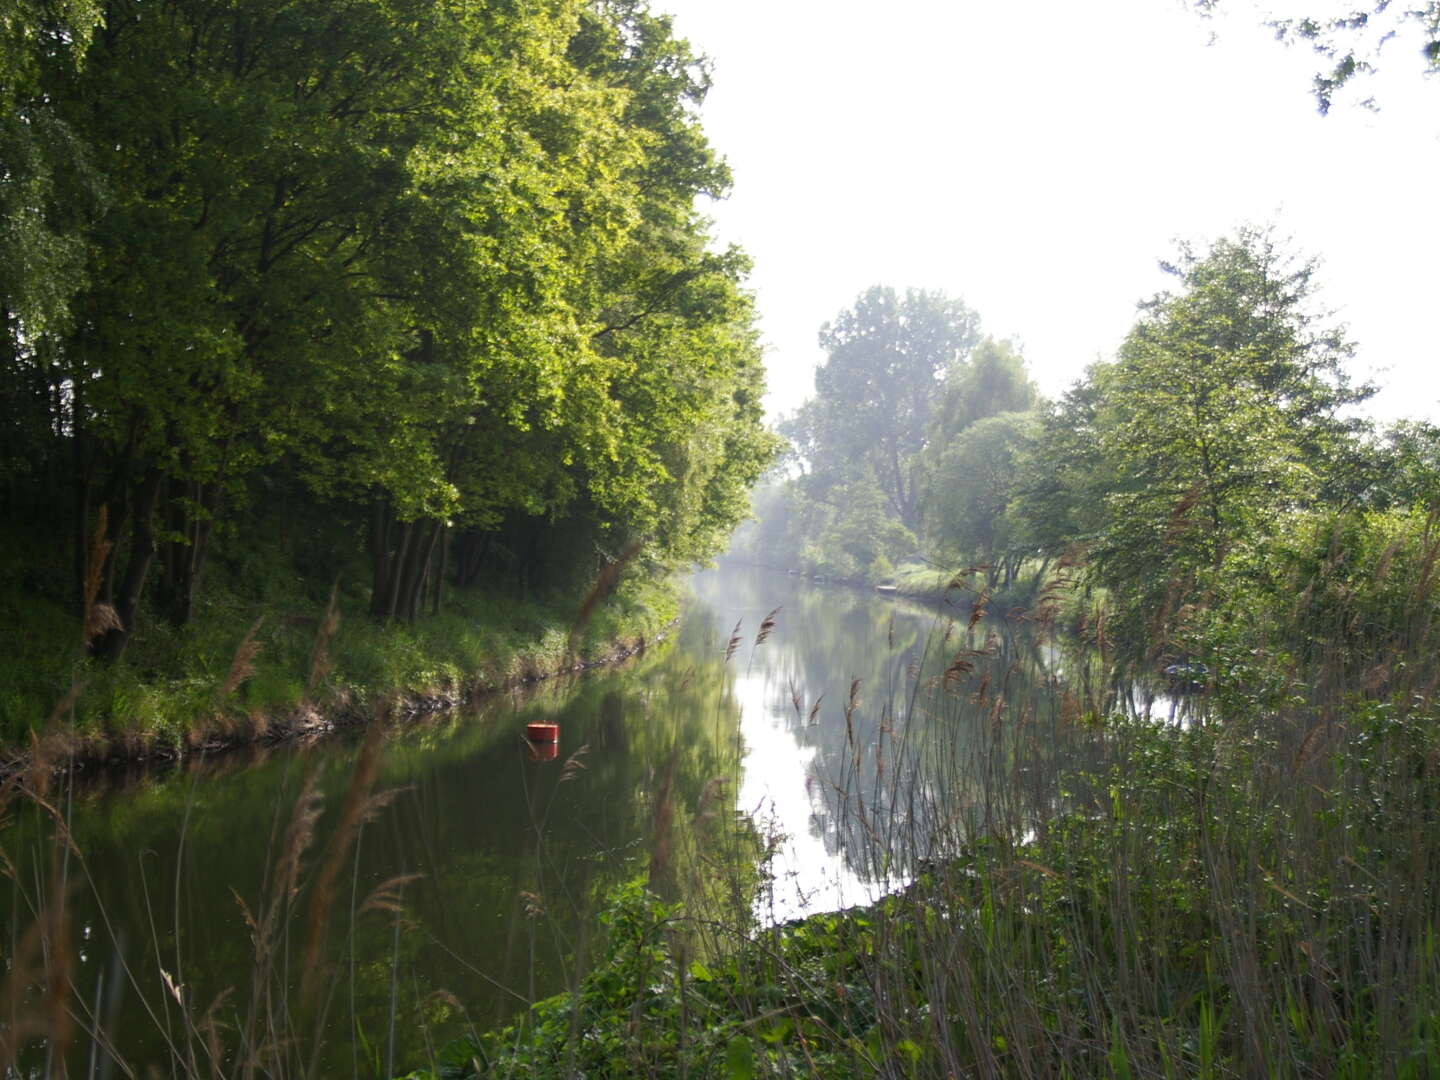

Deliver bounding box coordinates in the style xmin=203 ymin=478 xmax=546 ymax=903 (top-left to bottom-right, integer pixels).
xmin=6 ymin=0 xmax=1440 ymax=1075
xmin=1 ymin=521 xmax=683 ymax=774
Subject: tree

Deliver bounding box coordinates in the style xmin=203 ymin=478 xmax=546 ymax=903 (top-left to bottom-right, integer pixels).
xmin=923 ymin=411 xmax=1038 ymax=589
xmin=1198 ymin=1 xmax=1440 ymax=112
xmin=809 ymin=286 xmax=981 ymax=531
xmin=1030 ymin=227 xmax=1371 ymax=647
xmin=0 ymin=0 xmax=104 ymax=520
xmin=929 ymin=337 xmax=1037 ymax=442
xmin=6 ymin=0 xmax=775 ymax=649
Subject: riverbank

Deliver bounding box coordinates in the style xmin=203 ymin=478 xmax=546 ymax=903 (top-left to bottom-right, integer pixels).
xmin=743 ymin=557 xmax=1055 ymax=616
xmin=1 ymin=551 xmax=680 ymax=778
xmin=415 ymin=695 xmax=1440 ymax=1079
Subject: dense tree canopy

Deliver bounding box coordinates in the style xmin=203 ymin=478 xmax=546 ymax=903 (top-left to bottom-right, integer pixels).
xmin=804 ymin=286 xmax=980 ymax=531
xmin=1016 ymin=228 xmax=1374 ymax=647
xmin=0 ymin=0 xmax=777 ymax=654
xmin=738 ymin=291 xmax=1043 ymax=585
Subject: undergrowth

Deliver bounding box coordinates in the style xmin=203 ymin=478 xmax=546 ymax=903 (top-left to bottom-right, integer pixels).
xmin=0 ymin=518 xmax=678 ymax=752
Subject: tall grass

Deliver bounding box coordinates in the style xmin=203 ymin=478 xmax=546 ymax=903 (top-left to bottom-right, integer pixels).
xmin=6 ymin=508 xmax=1440 ymax=1077
xmin=422 ymin=511 xmax=1440 ymax=1078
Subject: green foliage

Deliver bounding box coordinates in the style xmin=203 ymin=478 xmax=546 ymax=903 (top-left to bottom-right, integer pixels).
xmin=746 ymin=295 xmax=1045 ymax=583
xmin=425 ymin=679 xmax=1440 ymax=1080
xmin=922 ymin=410 xmax=1039 ymax=587
xmin=1017 ymin=227 xmax=1373 ymax=655
xmin=1200 ymin=0 xmax=1440 ymax=114
xmin=0 ymin=502 xmax=678 ymax=743
xmin=2 ymin=0 xmax=775 ymax=663
xmin=805 ymin=285 xmax=981 ymax=531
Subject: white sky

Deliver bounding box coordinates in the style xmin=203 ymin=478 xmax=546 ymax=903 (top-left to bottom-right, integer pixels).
xmin=658 ymin=0 xmax=1440 ymax=424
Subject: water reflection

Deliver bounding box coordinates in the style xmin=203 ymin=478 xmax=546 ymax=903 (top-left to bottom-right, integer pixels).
xmin=2 ymin=564 xmax=1079 ymax=1072
xmin=1 ymin=603 xmax=757 ymax=1072
xmin=690 ymin=567 xmax=1069 ymax=920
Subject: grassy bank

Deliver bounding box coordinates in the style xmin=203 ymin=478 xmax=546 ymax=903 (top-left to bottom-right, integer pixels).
xmin=407 ymin=520 xmax=1440 ymax=1078
xmin=888 ymin=557 xmax=1054 ymax=614
xmin=0 ymin=517 xmax=679 ymax=762
xmin=412 ymin=699 xmax=1440 ymax=1079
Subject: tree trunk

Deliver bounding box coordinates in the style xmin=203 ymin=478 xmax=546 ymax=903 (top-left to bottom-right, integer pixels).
xmin=158 ymin=478 xmax=222 ymax=627
xmin=398 ymin=519 xmax=442 ymax=623
xmin=432 ymin=523 xmax=449 ymax=616
xmin=369 ymin=500 xmax=393 ymax=617
xmin=95 ymin=469 xmax=162 ymax=662
xmin=383 ymin=522 xmax=414 ymax=621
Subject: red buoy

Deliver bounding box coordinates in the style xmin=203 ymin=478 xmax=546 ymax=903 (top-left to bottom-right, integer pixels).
xmin=525 ymin=721 xmax=559 ymax=743
xmin=527 ymin=740 xmax=559 ymax=762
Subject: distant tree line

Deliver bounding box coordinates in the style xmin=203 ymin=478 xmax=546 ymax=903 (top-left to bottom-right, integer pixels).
xmin=741 ymin=227 xmax=1440 ymax=668
xmin=1 ymin=0 xmax=778 ymax=659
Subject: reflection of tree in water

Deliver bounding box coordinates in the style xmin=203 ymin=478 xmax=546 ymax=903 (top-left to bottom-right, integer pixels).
xmin=0 ymin=623 xmax=761 ymax=1072
xmin=692 ymin=568 xmax=1080 ymax=886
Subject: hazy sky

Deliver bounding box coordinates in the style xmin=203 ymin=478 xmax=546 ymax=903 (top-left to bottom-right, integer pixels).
xmin=658 ymin=0 xmax=1440 ymax=424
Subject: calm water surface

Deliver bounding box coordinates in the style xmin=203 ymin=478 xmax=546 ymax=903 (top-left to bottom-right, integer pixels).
xmin=3 ymin=565 xmax=1066 ymax=1072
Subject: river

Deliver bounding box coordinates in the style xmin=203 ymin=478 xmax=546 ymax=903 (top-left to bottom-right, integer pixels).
xmin=2 ymin=564 xmax=1068 ymax=1074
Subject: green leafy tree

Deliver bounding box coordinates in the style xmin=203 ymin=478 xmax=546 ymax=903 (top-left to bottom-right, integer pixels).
xmin=2 ymin=0 xmax=774 ymax=651
xmin=0 ymin=0 xmax=103 ymax=518
xmin=923 ymin=411 xmax=1039 ymax=589
xmin=1029 ymin=228 xmax=1371 ymax=648
xmin=1198 ymin=1 xmax=1440 ymax=112
xmin=810 ymin=286 xmax=981 ymax=531
xmin=929 ymin=337 xmax=1036 ymax=441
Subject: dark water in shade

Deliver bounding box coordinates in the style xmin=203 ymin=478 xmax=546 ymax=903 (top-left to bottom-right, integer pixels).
xmin=1 ymin=566 xmax=1068 ymax=1074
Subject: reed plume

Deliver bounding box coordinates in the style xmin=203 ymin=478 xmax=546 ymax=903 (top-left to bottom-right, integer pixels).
xmin=221 ymin=616 xmax=264 ymax=699
xmin=723 ymin=619 xmax=743 ymax=663
xmin=299 ymin=716 xmax=397 ymax=1004
xmin=568 ymin=539 xmax=644 ymax=654
xmin=754 ymin=607 xmax=781 ymax=648
xmin=305 ymin=580 xmax=341 ymax=696
xmin=81 ymin=506 xmax=118 ymax=649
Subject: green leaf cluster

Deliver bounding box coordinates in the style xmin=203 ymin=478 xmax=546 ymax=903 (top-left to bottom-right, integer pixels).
xmin=2 ymin=0 xmax=777 ymax=653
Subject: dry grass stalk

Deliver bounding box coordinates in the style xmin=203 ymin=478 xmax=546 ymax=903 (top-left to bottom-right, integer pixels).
xmin=43 ymin=680 xmax=86 ymax=733
xmin=299 ymin=717 xmax=397 ymax=1004
xmin=968 ymin=592 xmax=989 ymax=630
xmin=944 ymin=567 xmax=980 ymax=601
xmin=360 ymin=873 xmax=422 ymax=918
xmin=559 ymin=743 xmax=590 ymax=784
xmin=1291 ymin=723 xmax=1325 ymax=775
xmin=943 ymin=653 xmax=976 ymax=690
xmin=754 ymin=607 xmax=781 ymax=648
xmin=221 ymin=616 xmax=265 ymax=699
xmin=81 ymin=506 xmax=117 ymax=649
xmin=236 ymin=770 xmax=322 ymax=1077
xmin=84 ymin=603 xmax=122 ymax=650
xmin=0 ymin=845 xmax=74 ymax=1071
xmin=648 ymin=747 xmax=680 ymax=889
xmin=1374 ymin=534 xmax=1403 ymax=585
xmin=568 ymin=539 xmax=644 ymax=654
xmin=519 ymin=890 xmax=546 ymax=919
xmin=305 ymin=580 xmax=342 ymax=696
xmin=806 ymin=694 xmax=825 ymax=726
xmin=695 ymin=777 xmax=730 ymax=823
xmin=723 ymin=619 xmax=743 ymax=663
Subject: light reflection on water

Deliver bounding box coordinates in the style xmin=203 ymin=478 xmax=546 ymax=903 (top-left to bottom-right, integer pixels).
xmin=729 ymin=666 xmax=872 ymax=920
xmin=690 ymin=566 xmax=998 ymax=920
xmin=3 ymin=563 xmax=1090 ymax=1071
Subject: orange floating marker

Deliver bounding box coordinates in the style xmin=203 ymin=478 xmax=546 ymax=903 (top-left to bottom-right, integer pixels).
xmin=525 ymin=721 xmax=559 ymax=743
